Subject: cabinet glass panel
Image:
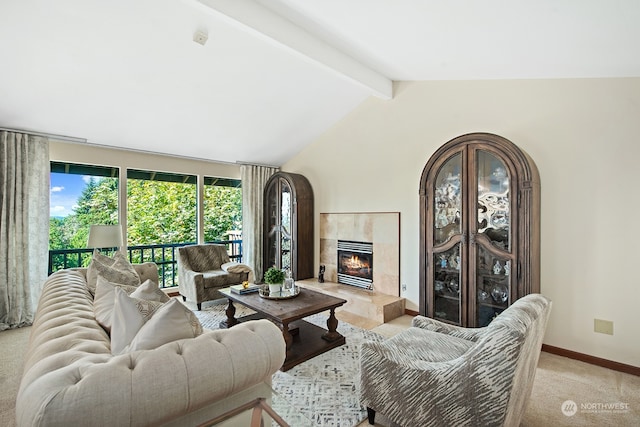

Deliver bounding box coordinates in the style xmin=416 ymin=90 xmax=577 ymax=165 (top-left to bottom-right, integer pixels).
xmin=280 ymin=180 xmax=292 ymax=271
xmin=434 ymin=154 xmax=462 ymax=246
xmin=433 ymin=244 xmax=461 ymax=325
xmin=476 ymin=245 xmax=510 ymax=326
xmin=265 ymin=182 xmax=279 ymax=269
xmin=477 ymin=151 xmax=511 ymax=251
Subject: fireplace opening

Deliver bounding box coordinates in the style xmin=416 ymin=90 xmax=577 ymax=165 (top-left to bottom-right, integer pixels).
xmin=337 ymin=240 xmax=373 ymax=290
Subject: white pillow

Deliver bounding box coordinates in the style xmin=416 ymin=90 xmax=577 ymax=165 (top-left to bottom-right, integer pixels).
xmin=94 ymin=277 xmax=169 ymax=333
xmin=130 ymin=279 xmax=170 ymax=303
xmin=94 ymin=276 xmax=138 ymax=333
xmin=124 ymin=299 xmax=204 ymax=353
xmin=110 ymin=288 xmax=164 ymax=355
xmin=86 ymin=250 xmax=140 ymax=296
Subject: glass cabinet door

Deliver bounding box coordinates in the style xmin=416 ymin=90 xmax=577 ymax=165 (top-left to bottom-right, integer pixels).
xmin=280 ymin=179 xmax=292 ymax=271
xmin=432 ymin=153 xmax=464 ymax=325
xmin=265 ymin=177 xmax=293 ymax=271
xmin=265 ymin=179 xmax=279 ymax=270
xmin=471 ymin=149 xmax=514 ymax=326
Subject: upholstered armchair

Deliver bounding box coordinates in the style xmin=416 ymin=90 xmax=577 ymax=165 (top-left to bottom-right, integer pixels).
xmin=360 ymin=294 xmax=551 ymax=427
xmin=177 ymin=244 xmax=250 ymax=310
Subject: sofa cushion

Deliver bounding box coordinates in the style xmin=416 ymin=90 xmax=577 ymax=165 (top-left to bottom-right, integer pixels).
xmin=378 ymin=326 xmax=475 ymax=366
xmin=86 ymin=250 xmax=140 ymax=296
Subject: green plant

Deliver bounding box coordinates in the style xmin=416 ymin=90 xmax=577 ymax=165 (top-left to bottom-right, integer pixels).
xmin=264 ymin=267 xmax=285 ymax=284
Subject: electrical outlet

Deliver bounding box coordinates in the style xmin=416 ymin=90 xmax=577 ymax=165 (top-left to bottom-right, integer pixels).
xmin=594 ymin=319 xmax=613 ymax=335
xmin=401 ymin=283 xmax=407 ymax=292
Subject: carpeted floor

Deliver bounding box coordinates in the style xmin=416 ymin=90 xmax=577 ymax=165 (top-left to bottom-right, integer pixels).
xmin=191 ymin=299 xmax=385 ymax=426
xmin=2 ymin=299 xmax=639 ymax=427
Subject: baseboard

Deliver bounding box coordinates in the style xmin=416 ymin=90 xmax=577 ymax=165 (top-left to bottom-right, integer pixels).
xmin=405 ymin=308 xmax=419 ymax=316
xmin=542 ymin=344 xmax=640 ymax=377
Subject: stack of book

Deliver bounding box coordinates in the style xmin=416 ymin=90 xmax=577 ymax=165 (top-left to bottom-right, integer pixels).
xmin=230 ymin=283 xmax=260 ymax=294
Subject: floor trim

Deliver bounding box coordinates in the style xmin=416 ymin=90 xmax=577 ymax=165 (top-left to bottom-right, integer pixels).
xmin=542 ymin=344 xmax=640 ymax=377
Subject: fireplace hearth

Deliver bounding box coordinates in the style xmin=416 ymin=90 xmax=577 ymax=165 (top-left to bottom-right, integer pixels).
xmin=337 ymin=240 xmax=373 ymax=290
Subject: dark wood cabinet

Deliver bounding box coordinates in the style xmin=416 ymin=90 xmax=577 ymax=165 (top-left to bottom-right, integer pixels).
xmin=263 ymin=172 xmax=314 ymax=280
xmin=419 ymin=133 xmax=540 ymax=327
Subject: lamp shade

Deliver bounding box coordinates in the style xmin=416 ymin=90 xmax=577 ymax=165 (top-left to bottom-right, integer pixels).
xmin=87 ymin=225 xmax=123 ymax=249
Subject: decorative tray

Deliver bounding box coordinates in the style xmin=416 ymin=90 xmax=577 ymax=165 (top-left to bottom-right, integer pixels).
xmin=258 ymin=286 xmax=300 ymax=300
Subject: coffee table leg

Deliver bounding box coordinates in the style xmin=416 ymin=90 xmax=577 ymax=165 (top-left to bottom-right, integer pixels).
xmin=281 ymin=321 xmax=293 ymax=358
xmin=322 ymin=308 xmax=343 ymax=342
xmin=225 ymin=299 xmax=238 ymax=327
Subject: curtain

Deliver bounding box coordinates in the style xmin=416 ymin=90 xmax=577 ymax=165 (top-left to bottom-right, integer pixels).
xmin=0 ymin=131 xmax=49 ymax=330
xmin=240 ymin=164 xmax=277 ymax=283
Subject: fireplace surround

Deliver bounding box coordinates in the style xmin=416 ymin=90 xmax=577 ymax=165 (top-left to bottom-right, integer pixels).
xmin=320 ymin=212 xmax=400 ymax=297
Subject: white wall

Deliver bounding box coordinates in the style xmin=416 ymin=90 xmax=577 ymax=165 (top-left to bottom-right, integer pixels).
xmin=283 ymin=78 xmax=640 ymax=367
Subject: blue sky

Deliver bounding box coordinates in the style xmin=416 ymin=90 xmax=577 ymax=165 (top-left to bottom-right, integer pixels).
xmin=50 ymin=173 xmax=90 ymax=217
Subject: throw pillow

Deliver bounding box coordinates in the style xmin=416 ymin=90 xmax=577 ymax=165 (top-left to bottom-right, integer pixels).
xmin=130 ymin=279 xmax=171 ymax=303
xmin=110 ymin=288 xmax=165 ymax=355
xmin=94 ymin=276 xmax=139 ymax=333
xmin=86 ymin=249 xmax=140 ymax=296
xmin=94 ymin=277 xmax=169 ymax=333
xmin=124 ymin=299 xmax=204 ymax=353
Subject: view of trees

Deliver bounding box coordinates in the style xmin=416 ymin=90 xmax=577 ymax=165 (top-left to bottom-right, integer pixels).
xmin=49 ymin=176 xmax=242 ymax=250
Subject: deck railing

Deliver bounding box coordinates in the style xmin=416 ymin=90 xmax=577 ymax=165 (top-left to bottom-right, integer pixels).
xmin=48 ymin=240 xmax=243 ymax=289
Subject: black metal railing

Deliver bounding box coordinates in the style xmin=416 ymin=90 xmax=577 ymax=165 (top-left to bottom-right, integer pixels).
xmin=48 ymin=239 xmax=243 ymax=289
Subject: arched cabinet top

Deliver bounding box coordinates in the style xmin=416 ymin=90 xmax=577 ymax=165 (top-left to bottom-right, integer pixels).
xmin=419 ymin=132 xmax=540 ymax=196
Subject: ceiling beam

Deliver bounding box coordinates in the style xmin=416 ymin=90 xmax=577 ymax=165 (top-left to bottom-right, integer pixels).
xmin=192 ymin=0 xmax=393 ymax=99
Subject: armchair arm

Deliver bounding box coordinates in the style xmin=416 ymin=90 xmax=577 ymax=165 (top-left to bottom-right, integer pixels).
xmin=411 ymin=315 xmax=487 ymax=342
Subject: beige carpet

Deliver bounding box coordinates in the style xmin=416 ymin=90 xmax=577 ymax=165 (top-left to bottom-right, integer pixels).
xmin=2 ymin=322 xmax=639 ymax=427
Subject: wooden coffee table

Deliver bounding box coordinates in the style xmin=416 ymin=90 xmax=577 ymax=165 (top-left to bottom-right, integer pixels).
xmin=219 ymin=287 xmax=347 ymax=371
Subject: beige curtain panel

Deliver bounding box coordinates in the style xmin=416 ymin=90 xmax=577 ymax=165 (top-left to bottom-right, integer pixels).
xmin=240 ymin=164 xmax=277 ymax=283
xmin=0 ymin=131 xmax=49 ymax=330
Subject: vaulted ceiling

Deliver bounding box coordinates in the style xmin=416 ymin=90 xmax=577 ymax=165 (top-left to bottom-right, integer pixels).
xmin=1 ymin=0 xmax=638 ymax=166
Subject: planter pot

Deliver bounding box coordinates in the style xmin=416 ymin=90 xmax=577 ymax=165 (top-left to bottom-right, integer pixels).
xmin=268 ymin=283 xmax=282 ymax=294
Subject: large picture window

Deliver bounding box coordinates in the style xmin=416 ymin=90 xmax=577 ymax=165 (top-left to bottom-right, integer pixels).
xmin=126 ymin=169 xmax=197 ymax=246
xmin=49 ymin=162 xmax=119 ymax=270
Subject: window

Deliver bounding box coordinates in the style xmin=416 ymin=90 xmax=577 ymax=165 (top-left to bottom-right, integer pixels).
xmin=204 ymin=176 xmax=242 ymax=261
xmin=126 ymin=169 xmax=197 ymax=246
xmin=49 ymin=161 xmax=119 ymax=270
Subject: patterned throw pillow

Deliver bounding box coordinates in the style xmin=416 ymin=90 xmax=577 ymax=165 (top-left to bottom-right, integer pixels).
xmin=94 ymin=277 xmax=169 ymax=333
xmin=110 ymin=289 xmax=203 ymax=355
xmin=94 ymin=276 xmax=138 ymax=333
xmin=86 ymin=250 xmax=140 ymax=296
xmin=123 ymin=299 xmax=204 ymax=354
xmin=130 ymin=279 xmax=171 ymax=303
xmin=110 ymin=288 xmax=165 ymax=355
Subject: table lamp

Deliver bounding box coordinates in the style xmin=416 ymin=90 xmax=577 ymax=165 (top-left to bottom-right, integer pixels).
xmin=87 ymin=224 xmax=123 ymax=250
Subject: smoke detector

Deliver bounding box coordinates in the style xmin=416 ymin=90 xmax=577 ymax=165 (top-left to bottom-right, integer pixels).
xmin=193 ymin=30 xmax=208 ymax=46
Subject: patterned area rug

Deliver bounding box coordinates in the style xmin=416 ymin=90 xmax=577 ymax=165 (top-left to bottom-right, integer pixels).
xmin=191 ymin=299 xmax=385 ymax=427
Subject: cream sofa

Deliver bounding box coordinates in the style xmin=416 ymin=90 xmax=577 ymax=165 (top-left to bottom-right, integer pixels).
xmin=16 ymin=265 xmax=286 ymax=427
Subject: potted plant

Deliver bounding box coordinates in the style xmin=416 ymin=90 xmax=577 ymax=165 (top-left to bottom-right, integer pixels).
xmin=264 ymin=267 xmax=285 ymax=294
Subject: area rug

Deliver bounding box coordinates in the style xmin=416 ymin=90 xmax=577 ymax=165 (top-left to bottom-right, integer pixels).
xmin=191 ymin=299 xmax=385 ymax=427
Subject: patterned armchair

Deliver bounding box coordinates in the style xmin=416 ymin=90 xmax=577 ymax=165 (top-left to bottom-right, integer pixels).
xmin=360 ymin=294 xmax=552 ymax=427
xmin=177 ymin=244 xmax=249 ymax=310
